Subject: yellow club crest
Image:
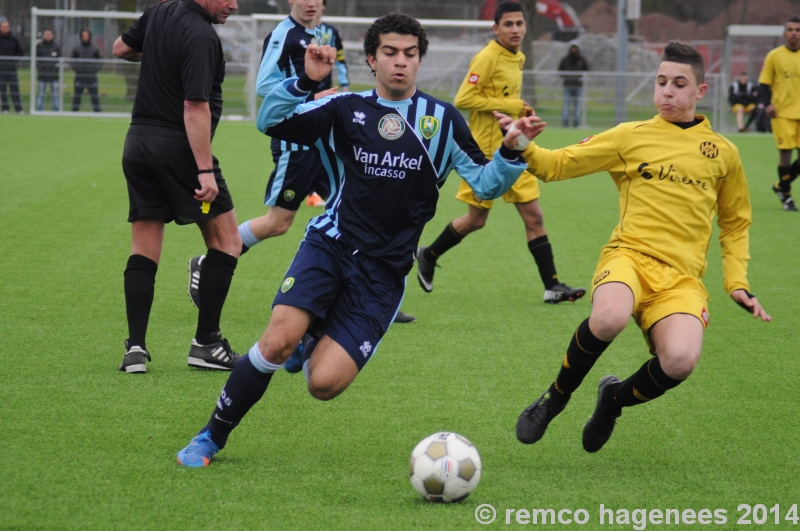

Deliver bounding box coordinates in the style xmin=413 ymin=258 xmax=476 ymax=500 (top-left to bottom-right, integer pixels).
xmin=281 ymin=277 xmax=295 ymax=293
xmin=419 ymin=116 xmax=440 ymax=140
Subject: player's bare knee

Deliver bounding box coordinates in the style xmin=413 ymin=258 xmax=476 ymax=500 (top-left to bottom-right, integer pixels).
xmin=259 ymin=336 xmax=295 ymax=365
xmin=660 ymin=354 xmax=699 ymax=380
xmin=307 ymin=378 xmax=344 ymax=401
xmin=659 ymin=351 xmax=699 ymax=380
xmin=588 ymin=311 xmax=628 ymax=341
xmin=466 ymin=214 xmax=488 ymax=231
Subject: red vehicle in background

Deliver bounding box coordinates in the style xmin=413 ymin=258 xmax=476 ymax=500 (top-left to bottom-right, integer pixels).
xmin=480 ymin=0 xmax=584 ymax=41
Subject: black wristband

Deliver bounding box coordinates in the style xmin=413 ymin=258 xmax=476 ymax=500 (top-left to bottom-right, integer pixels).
xmin=296 ymin=73 xmax=319 ymax=93
xmin=736 ymin=290 xmax=756 ymax=313
xmin=498 ymin=144 xmax=522 ymax=161
xmin=197 ymin=169 xmax=214 ymax=174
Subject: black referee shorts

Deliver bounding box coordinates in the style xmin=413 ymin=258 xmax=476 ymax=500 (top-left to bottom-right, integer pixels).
xmin=123 ymin=124 xmax=234 ymax=225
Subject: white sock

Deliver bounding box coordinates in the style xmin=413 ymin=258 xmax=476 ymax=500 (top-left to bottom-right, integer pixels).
xmin=248 ymin=342 xmax=283 ymax=374
xmin=239 ymin=220 xmax=260 ymax=249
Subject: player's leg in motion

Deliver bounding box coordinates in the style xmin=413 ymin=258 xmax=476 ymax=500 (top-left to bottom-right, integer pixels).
xmin=186 ymin=211 xmax=242 ymax=370
xmin=581 ymin=313 xmax=701 ymax=452
xmin=515 ymin=199 xmax=585 ymax=303
xmin=773 ymin=149 xmax=796 ymax=210
xmin=177 ymin=307 xmax=361 ymax=467
xmin=177 ymin=305 xmax=311 ymax=467
xmin=119 ymin=219 xmax=164 ymax=374
xmin=416 ymin=205 xmax=486 ymax=292
xmin=516 ymin=282 xmax=630 ymax=444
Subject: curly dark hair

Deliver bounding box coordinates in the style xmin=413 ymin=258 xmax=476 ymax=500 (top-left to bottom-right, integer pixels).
xmin=661 ymin=40 xmax=705 ymax=84
xmin=363 ymin=13 xmax=429 ymax=67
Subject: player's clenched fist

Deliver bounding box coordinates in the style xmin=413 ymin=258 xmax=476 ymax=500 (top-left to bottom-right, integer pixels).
xmin=304 ymin=44 xmax=336 ymax=82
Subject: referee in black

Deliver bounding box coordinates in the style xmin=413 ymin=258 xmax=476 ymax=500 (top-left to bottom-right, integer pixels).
xmin=113 ymin=0 xmax=242 ymax=374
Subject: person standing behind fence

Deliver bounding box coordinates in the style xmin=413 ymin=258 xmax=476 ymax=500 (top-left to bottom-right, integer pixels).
xmin=728 ymin=72 xmax=758 ymax=133
xmin=558 ymin=42 xmax=588 ymax=128
xmin=71 ymin=29 xmax=101 ymax=112
xmin=36 ymin=29 xmax=61 ymax=111
xmin=0 ymin=20 xmax=24 ymax=113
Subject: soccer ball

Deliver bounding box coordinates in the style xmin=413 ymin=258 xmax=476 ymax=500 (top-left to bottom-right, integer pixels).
xmin=409 ymin=432 xmax=482 ymax=503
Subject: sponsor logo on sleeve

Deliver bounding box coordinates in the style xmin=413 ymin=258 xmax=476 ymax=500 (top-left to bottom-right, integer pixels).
xmin=579 ymin=136 xmax=593 ymax=144
xmin=467 ymin=73 xmax=480 ymax=84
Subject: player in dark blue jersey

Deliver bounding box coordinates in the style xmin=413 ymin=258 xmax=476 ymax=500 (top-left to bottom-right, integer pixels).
xmin=177 ymin=13 xmax=540 ymax=467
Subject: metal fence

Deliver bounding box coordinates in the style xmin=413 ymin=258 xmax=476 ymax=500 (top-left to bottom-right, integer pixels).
xmin=8 ymin=8 xmax=733 ymax=130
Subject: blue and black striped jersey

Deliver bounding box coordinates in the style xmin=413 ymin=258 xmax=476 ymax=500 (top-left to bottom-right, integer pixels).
xmin=257 ymin=79 xmax=526 ymax=275
xmin=257 ymin=16 xmax=321 ymax=152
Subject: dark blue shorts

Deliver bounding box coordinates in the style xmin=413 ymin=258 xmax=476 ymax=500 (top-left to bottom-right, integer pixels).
xmin=265 ymin=147 xmax=331 ymax=211
xmin=272 ymin=230 xmax=405 ymax=370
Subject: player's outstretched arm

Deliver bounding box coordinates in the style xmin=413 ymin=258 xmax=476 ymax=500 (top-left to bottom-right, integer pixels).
xmin=731 ymin=290 xmax=772 ymax=322
xmin=494 ymin=111 xmax=546 ymax=150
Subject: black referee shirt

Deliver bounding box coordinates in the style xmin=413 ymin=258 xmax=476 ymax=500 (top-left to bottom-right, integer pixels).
xmin=121 ymin=0 xmax=225 ymax=135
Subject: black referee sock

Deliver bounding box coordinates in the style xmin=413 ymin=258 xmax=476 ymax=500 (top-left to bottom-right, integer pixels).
xmin=607 ymin=357 xmax=683 ymax=409
xmin=195 ymin=249 xmax=238 ymax=345
xmin=124 ymin=255 xmax=158 ymax=349
xmin=778 ymin=165 xmax=792 ymax=195
xmin=204 ymin=354 xmax=273 ymax=449
xmin=424 ymin=222 xmax=464 ymax=263
xmin=528 ymin=235 xmax=559 ymax=290
xmin=551 ymin=318 xmax=612 ymax=396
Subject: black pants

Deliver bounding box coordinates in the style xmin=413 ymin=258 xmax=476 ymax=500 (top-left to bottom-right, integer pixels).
xmin=0 ymin=70 xmax=23 ymax=112
xmin=72 ymin=77 xmax=100 ymax=112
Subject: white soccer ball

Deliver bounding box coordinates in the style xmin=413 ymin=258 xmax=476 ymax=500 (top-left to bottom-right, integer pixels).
xmin=409 ymin=432 xmax=482 ymax=503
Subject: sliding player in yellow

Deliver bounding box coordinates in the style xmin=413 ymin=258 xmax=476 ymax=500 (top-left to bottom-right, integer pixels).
xmin=759 ymin=16 xmax=800 ymax=211
xmin=512 ymin=41 xmax=772 ymax=453
xmin=416 ymin=1 xmax=584 ymax=304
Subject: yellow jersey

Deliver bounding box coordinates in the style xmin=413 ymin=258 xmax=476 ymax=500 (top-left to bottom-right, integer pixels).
xmin=454 ymin=40 xmax=526 ymax=158
xmin=521 ymin=115 xmax=752 ymax=294
xmin=758 ymin=46 xmax=800 ymax=120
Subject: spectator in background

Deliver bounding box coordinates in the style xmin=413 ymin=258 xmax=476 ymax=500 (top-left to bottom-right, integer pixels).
xmin=0 ymin=20 xmax=24 ymax=113
xmin=36 ymin=29 xmax=61 ymax=111
xmin=71 ymin=29 xmax=102 ymax=112
xmin=558 ymin=42 xmax=588 ymax=128
xmin=728 ymin=71 xmax=758 ymax=132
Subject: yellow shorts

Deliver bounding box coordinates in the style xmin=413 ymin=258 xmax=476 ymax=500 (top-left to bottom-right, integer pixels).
xmin=590 ymin=247 xmax=709 ymax=352
xmin=455 ymin=169 xmax=540 ymax=209
xmin=731 ymin=103 xmax=755 ymax=114
xmin=771 ymin=117 xmax=800 ymax=150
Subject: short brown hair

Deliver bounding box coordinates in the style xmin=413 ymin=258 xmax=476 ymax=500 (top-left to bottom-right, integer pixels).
xmin=661 ymin=41 xmax=705 ymax=84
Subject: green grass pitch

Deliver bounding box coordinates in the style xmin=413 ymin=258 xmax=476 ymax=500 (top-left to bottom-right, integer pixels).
xmin=1 ymin=116 xmax=799 ymax=530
